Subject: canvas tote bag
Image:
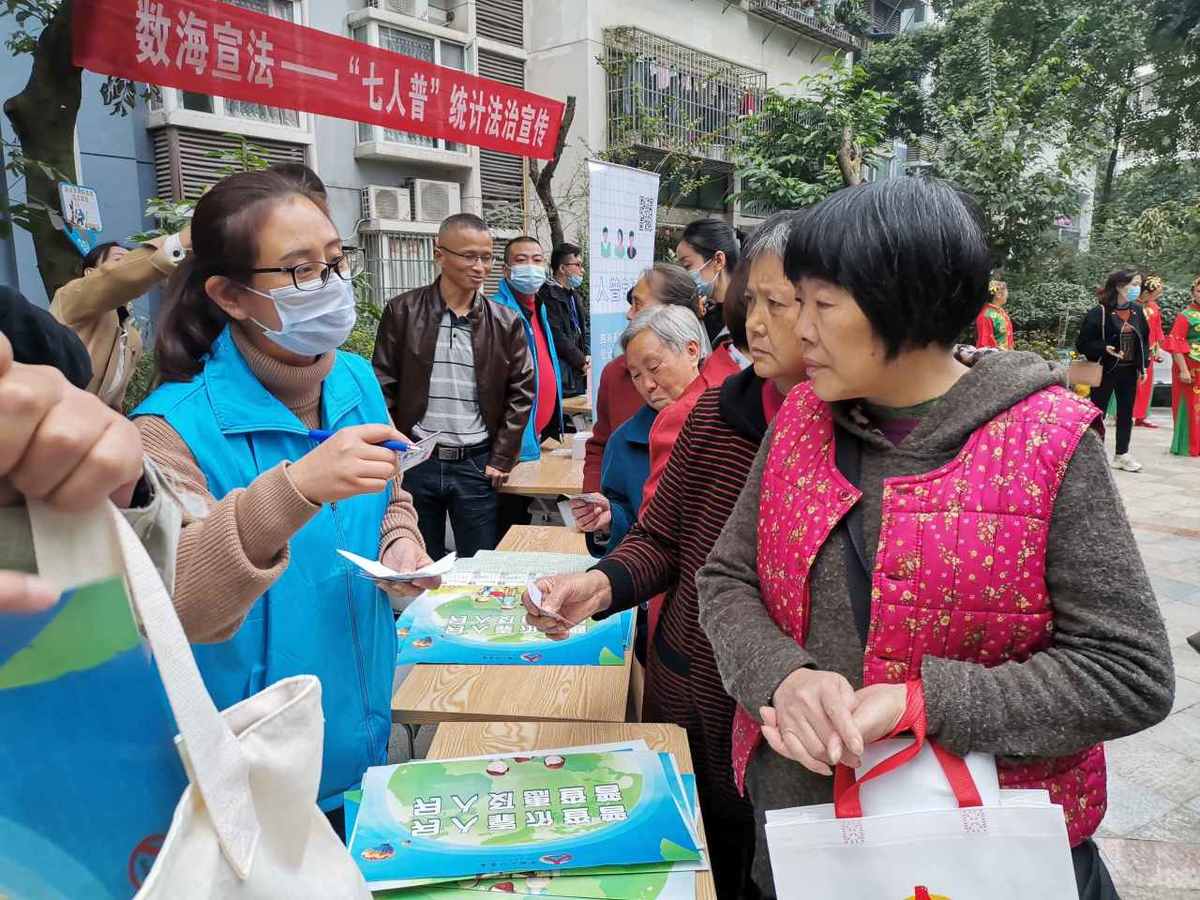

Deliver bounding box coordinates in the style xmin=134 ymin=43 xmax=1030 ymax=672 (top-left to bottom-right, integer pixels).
xmin=27 ymin=501 xmax=371 ymax=899
xmin=764 ymin=708 xmax=1078 ymax=899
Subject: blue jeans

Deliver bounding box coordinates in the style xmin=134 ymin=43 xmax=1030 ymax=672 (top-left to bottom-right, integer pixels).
xmin=404 ymin=445 xmax=498 ymax=559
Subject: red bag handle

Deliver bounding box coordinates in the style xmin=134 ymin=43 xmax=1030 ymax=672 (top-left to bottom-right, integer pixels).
xmin=833 ymin=682 xmax=981 ymax=819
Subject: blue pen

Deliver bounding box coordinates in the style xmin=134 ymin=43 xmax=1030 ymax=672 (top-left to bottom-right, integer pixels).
xmin=308 ymin=428 xmax=409 ymax=453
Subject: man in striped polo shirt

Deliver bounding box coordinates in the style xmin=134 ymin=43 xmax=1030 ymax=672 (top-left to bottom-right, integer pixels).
xmin=373 ymin=214 xmax=535 ymax=559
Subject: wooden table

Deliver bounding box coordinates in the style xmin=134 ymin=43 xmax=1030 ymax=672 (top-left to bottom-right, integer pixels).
xmin=392 ymin=526 xmax=630 ymax=725
xmin=428 ymin=722 xmax=716 ymax=900
xmin=499 ymin=449 xmax=584 ymax=498
xmin=496 ymin=524 xmax=587 ymax=554
xmin=562 ymin=394 xmax=593 ymax=416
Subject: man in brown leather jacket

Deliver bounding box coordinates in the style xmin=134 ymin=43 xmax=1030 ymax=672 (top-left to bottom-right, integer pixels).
xmin=372 ymin=213 xmax=534 ymax=558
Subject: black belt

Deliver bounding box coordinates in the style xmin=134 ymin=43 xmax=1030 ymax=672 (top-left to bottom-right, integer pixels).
xmin=434 ymin=441 xmax=489 ymax=462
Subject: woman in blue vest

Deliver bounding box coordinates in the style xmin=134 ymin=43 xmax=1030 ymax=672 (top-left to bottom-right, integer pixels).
xmin=133 ymin=170 xmax=434 ymax=827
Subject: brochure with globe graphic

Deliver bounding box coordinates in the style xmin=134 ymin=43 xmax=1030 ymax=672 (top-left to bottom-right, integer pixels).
xmin=348 ymin=750 xmax=701 ymax=889
xmin=394 ymin=579 xmax=634 ymax=667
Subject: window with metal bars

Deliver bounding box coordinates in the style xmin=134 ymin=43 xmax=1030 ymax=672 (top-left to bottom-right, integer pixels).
xmin=361 ymin=231 xmax=439 ymax=302
xmin=602 ymin=27 xmax=767 ymax=165
xmin=352 ymin=24 xmax=469 ymax=151
xmin=176 ymin=0 xmax=301 ymax=127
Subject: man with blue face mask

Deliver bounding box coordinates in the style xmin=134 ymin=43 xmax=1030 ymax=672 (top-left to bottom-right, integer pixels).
xmin=492 ymin=236 xmax=564 ymax=462
xmin=492 ymin=236 xmax=566 ymax=538
xmin=539 ymin=242 xmax=590 ymax=398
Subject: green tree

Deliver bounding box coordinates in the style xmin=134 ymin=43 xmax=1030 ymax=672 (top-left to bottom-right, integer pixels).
xmin=732 ymin=58 xmax=899 ymax=210
xmin=1 ymin=0 xmax=153 ymax=297
xmin=859 ymin=0 xmax=1154 ymax=264
xmin=1133 ymin=0 xmax=1200 ymax=158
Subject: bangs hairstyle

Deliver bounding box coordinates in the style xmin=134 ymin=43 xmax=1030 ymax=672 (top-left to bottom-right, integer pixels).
xmin=783 ymin=178 xmax=992 ymax=358
xmin=155 ymin=169 xmax=328 ymax=382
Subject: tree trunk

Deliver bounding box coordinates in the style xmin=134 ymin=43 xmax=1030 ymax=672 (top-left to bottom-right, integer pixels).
xmin=1097 ymin=79 xmax=1134 ymax=223
xmin=836 ymin=126 xmax=863 ymax=187
xmin=4 ymin=0 xmax=83 ymax=300
xmin=527 ymin=96 xmax=576 ymax=249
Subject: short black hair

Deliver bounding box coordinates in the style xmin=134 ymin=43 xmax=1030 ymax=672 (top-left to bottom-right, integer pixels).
xmin=82 ymin=240 xmax=125 ymax=274
xmin=268 ymin=162 xmax=326 ymax=197
xmin=681 ymin=218 xmax=741 ymax=270
xmin=504 ymin=235 xmax=543 ymax=265
xmin=783 ymin=177 xmax=992 ymax=358
xmin=438 ymin=213 xmax=490 ymax=241
xmin=551 ymin=242 xmax=582 ymax=272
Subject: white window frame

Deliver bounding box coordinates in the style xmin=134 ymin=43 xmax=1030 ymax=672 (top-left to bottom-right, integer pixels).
xmin=146 ymin=0 xmax=314 ymax=146
xmin=349 ymin=13 xmax=475 ymax=157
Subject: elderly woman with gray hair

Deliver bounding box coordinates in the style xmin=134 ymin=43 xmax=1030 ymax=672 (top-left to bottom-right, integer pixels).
xmin=570 ymin=304 xmax=711 ymax=557
xmin=524 ymin=212 xmax=799 ymax=899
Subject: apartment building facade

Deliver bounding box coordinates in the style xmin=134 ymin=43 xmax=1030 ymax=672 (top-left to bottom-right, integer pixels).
xmin=0 ymin=1 xmax=903 ymax=307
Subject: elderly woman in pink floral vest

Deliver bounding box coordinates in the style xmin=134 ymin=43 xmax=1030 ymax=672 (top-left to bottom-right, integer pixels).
xmin=697 ymin=177 xmax=1173 ymax=900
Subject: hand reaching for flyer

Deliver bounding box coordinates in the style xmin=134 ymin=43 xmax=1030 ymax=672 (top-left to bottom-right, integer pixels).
xmin=522 ymin=571 xmax=612 ymax=639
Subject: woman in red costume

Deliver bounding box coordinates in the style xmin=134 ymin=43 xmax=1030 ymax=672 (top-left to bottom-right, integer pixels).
xmin=1164 ymin=275 xmax=1200 ymax=456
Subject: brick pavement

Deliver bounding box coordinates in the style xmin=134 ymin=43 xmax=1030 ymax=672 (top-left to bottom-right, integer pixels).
xmin=1094 ymin=409 xmax=1200 ymax=898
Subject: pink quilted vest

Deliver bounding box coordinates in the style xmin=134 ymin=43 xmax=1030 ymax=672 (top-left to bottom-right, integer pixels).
xmin=734 ymin=382 xmax=1107 ymax=846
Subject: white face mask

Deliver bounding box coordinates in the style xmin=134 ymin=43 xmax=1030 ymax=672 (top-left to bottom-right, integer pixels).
xmin=247 ymin=277 xmax=357 ymax=356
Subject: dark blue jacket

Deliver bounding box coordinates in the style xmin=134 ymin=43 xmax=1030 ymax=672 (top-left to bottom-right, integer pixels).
xmin=587 ymin=403 xmax=658 ymax=558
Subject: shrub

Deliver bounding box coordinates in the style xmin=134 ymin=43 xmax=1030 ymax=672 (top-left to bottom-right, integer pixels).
xmin=124 ymin=350 xmax=158 ymax=414
xmin=1006 ymin=281 xmax=1094 ymax=331
xmin=342 ymin=296 xmax=381 ymax=361
xmin=1013 ymin=334 xmax=1061 ymax=361
xmin=1159 ymin=284 xmax=1192 ymax=328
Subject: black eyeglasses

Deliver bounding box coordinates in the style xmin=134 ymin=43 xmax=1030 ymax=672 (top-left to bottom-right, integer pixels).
xmin=437 ymin=244 xmax=494 ymax=267
xmin=247 ymin=247 xmax=365 ymax=292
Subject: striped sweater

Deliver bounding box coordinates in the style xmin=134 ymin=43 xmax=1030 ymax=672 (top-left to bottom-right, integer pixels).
xmin=593 ymin=367 xmax=771 ymax=839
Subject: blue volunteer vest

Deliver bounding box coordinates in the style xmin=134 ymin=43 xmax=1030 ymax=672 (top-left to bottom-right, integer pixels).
xmin=492 ymin=279 xmax=565 ymax=462
xmin=133 ymin=327 xmax=394 ymax=810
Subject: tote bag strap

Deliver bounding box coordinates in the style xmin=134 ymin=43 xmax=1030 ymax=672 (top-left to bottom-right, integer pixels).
xmin=833 ymin=682 xmax=982 ymax=818
xmin=28 ymin=501 xmax=261 ymax=878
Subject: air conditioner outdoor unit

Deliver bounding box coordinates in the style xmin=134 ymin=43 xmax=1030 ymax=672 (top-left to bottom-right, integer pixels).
xmin=361 ymin=185 xmax=412 ymax=225
xmin=412 ymin=179 xmax=461 ymax=223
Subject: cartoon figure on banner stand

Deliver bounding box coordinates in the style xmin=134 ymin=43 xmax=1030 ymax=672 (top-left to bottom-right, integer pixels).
xmin=616 ymin=229 xmax=625 ymax=259
xmin=57 ymin=182 xmax=102 ymax=257
xmin=600 ymin=227 xmax=612 ymax=258
xmin=627 ymin=229 xmax=638 ymax=259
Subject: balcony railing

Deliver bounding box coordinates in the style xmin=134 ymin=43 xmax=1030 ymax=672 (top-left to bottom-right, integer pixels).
xmin=603 ymin=27 xmax=768 ymax=165
xmin=747 ymin=0 xmax=865 ymax=52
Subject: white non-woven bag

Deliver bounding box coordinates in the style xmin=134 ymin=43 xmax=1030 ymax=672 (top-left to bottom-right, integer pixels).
xmin=29 ymin=502 xmax=371 ymax=899
xmin=764 ymin=727 xmax=1078 ymax=900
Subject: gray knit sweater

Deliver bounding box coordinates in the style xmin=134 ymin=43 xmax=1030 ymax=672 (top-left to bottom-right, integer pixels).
xmin=696 ymin=351 xmax=1174 ymax=895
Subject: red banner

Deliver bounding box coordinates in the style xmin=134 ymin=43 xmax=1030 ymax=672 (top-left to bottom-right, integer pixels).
xmin=72 ymin=0 xmax=564 ymax=159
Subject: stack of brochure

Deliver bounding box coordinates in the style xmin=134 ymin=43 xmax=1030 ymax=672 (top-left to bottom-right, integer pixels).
xmin=346 ymin=741 xmax=707 ymax=899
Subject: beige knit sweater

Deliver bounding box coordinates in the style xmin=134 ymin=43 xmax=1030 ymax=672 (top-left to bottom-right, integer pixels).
xmin=136 ymin=325 xmax=424 ymax=643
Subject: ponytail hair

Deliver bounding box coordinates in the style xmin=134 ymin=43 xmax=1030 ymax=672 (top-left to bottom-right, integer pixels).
xmin=680 ymin=217 xmax=742 ymax=270
xmin=155 ymin=169 xmax=325 ymax=381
